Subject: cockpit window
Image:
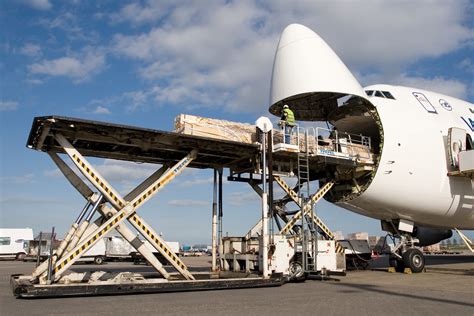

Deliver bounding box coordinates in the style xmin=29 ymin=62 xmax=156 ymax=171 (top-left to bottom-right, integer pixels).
xmin=366 ymin=90 xmax=396 ymax=99
xmin=382 ymin=91 xmax=395 ymax=99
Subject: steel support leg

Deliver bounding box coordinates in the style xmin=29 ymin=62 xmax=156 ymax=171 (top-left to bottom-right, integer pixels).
xmin=212 ymin=169 xmax=218 ymax=272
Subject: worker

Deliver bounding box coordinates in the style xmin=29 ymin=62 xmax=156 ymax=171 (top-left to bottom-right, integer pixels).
xmin=329 ymin=126 xmax=339 ymax=151
xmin=281 ymin=104 xmax=296 ymax=144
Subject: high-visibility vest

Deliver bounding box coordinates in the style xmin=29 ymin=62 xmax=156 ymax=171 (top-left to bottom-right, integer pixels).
xmin=283 ymin=108 xmax=296 ymax=126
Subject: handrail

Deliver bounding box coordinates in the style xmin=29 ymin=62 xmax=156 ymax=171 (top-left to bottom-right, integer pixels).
xmin=273 ymin=120 xmax=300 ymax=147
xmin=314 ymin=127 xmax=371 ymax=160
xmin=271 ymin=122 xmax=372 ymax=162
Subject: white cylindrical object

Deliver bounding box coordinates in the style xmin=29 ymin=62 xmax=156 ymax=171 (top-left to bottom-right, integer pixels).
xmin=211 ymin=169 xmax=218 ymax=272
xmin=261 ymin=192 xmax=269 ymax=278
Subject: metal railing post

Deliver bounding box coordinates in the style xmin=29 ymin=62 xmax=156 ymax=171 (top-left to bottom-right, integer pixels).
xmin=46 ymin=226 xmax=55 ymax=284
xmin=36 ymin=232 xmax=43 ymax=267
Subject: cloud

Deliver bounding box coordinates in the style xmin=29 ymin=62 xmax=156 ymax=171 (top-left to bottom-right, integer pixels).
xmin=260 ymin=1 xmax=474 ymax=69
xmin=112 ymin=1 xmax=275 ymax=112
xmin=93 ymin=106 xmax=111 ymax=114
xmin=110 ymin=0 xmax=175 ymax=25
xmin=111 ymin=1 xmax=473 ymax=113
xmin=458 ymin=58 xmax=474 ymax=74
xmin=360 ymin=72 xmax=468 ymax=100
xmin=26 ymin=78 xmax=43 ymax=85
xmin=94 ymin=159 xmax=159 ymax=185
xmin=123 ymin=90 xmax=149 ymax=111
xmin=20 ymin=43 xmax=42 ymax=57
xmin=39 ymin=12 xmax=81 ymax=35
xmin=0 ymin=173 xmax=35 ymax=184
xmin=0 ymin=100 xmax=18 ymax=111
xmin=29 ymin=48 xmax=106 ymax=82
xmin=168 ymin=199 xmax=209 ymax=207
xmin=396 ymin=75 xmax=468 ymax=100
xmin=42 ymin=159 xmax=163 ymax=195
xmin=0 ymin=196 xmax=61 ymax=204
xmin=43 ymin=168 xmax=62 ymax=178
xmin=21 ymin=0 xmax=52 ymax=11
xmin=37 ymin=12 xmax=100 ymax=43
xmin=178 ymin=177 xmax=213 ymax=187
xmin=228 ymin=191 xmax=260 ymax=206
xmin=85 ymin=89 xmax=153 ymax=113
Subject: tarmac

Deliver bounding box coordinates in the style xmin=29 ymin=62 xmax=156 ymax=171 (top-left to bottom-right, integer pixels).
xmin=0 ymin=255 xmax=473 ymax=315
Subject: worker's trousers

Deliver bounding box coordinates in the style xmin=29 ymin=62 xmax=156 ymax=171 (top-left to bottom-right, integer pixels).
xmin=285 ymin=125 xmax=294 ymax=144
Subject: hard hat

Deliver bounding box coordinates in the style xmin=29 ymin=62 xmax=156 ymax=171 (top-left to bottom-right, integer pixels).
xmin=283 ymin=104 xmax=289 ymax=109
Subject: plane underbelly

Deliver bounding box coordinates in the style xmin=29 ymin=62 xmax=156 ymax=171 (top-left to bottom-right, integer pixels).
xmin=339 ymin=94 xmax=474 ymax=229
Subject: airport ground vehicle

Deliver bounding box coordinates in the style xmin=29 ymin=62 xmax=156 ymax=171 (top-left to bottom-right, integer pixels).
xmin=80 ymin=236 xmax=137 ymax=264
xmin=131 ymin=240 xmax=180 ymax=264
xmin=0 ymin=228 xmax=33 ymax=260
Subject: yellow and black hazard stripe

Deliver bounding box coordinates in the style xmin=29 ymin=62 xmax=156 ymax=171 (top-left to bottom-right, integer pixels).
xmin=274 ymin=176 xmax=299 ymax=201
xmin=312 ymin=215 xmax=344 ymax=254
xmin=132 ymin=173 xmax=173 ymax=208
xmin=130 ymin=215 xmax=189 ymax=273
xmin=72 ymin=154 xmax=125 ymax=208
xmin=335 ymin=242 xmax=345 ymax=254
xmin=54 ymin=212 xmax=127 ymax=273
xmin=309 ymin=181 xmax=334 ymax=205
xmin=313 ymin=215 xmax=334 ymax=239
xmin=132 ymin=154 xmax=194 ymax=209
xmin=280 ymin=213 xmax=301 ymax=234
xmin=280 ymin=182 xmax=334 ymax=235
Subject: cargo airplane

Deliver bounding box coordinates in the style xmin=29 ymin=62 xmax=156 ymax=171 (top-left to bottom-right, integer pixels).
xmin=269 ymin=24 xmax=474 ymax=272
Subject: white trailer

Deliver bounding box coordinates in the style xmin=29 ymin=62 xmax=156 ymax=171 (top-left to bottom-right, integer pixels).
xmin=0 ymin=228 xmax=33 ymax=260
xmin=142 ymin=240 xmax=180 ymax=255
xmin=79 ymin=236 xmax=137 ymax=264
xmin=133 ymin=240 xmax=180 ymax=264
xmin=79 ymin=238 xmax=107 ymax=264
xmin=105 ymin=236 xmax=136 ymax=258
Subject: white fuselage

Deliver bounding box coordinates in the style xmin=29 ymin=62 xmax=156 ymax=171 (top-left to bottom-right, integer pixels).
xmin=269 ymin=23 xmax=473 ymax=231
xmin=337 ymin=84 xmax=474 ymax=230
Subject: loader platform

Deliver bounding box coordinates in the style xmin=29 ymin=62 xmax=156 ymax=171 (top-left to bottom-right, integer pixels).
xmin=11 ymin=272 xmax=284 ymax=298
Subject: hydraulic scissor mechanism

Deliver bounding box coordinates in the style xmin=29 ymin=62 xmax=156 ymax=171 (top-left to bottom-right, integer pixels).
xmin=31 ymin=134 xmax=197 ymax=284
xmin=274 ymin=177 xmax=345 ymax=255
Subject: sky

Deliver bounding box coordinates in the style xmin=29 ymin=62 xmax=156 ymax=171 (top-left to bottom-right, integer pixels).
xmin=0 ymin=0 xmax=473 ymax=245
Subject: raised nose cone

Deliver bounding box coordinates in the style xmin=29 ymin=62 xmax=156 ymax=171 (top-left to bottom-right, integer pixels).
xmin=269 ymin=24 xmax=367 ymax=121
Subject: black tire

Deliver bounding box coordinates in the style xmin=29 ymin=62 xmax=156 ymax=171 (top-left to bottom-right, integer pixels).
xmin=289 ymin=261 xmax=306 ymax=282
xmin=402 ymin=248 xmax=425 ymax=273
xmin=94 ymin=256 xmax=104 ymax=265
xmin=389 ymin=257 xmax=405 ymax=272
xmin=15 ymin=253 xmax=26 ymax=261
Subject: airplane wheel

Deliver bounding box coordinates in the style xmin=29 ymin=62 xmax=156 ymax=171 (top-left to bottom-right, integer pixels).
xmin=402 ymin=248 xmax=425 ymax=273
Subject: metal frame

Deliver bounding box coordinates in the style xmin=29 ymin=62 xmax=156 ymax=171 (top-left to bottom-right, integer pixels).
xmin=274 ymin=176 xmax=344 ymax=254
xmin=32 ymin=133 xmax=198 ymax=284
xmin=241 ymin=175 xmax=343 ymax=255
